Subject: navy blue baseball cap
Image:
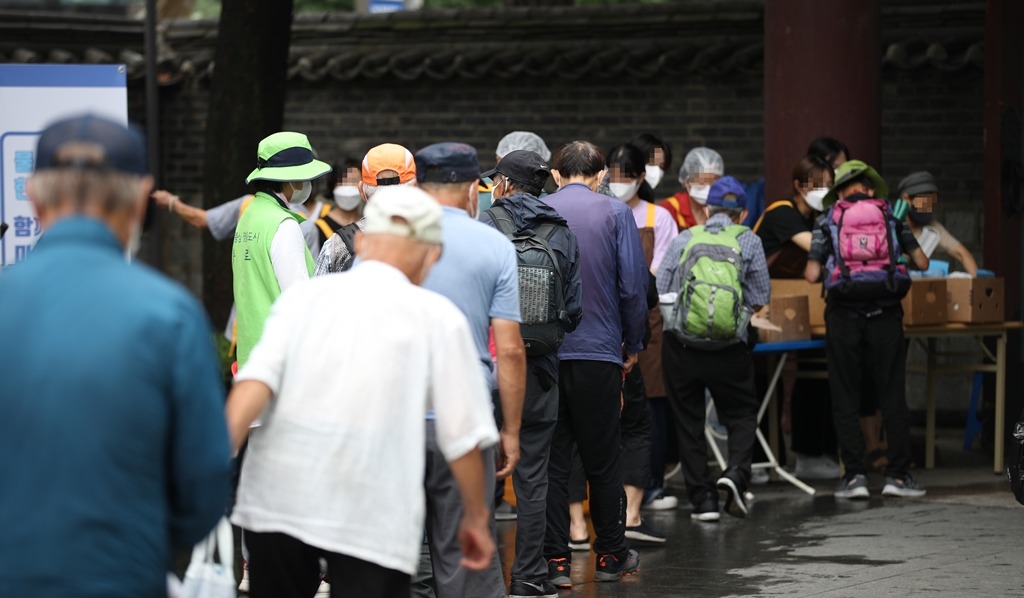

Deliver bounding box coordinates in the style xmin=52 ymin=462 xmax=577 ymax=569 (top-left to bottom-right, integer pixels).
xmin=706 ymin=175 xmax=746 ymax=209
xmin=35 ymin=113 xmax=148 ymax=176
xmin=415 ymin=142 xmax=481 ymax=184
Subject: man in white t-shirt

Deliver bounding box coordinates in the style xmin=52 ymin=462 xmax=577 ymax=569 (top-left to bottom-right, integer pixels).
xmin=226 ymin=186 xmax=498 ymax=598
xmin=896 ymin=171 xmax=978 ymax=276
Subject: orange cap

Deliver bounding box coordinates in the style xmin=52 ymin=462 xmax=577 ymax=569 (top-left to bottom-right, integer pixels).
xmin=361 ymin=143 xmax=416 ymax=186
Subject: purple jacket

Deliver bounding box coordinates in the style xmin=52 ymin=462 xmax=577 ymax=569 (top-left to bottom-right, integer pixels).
xmin=544 ymin=183 xmax=648 ymax=364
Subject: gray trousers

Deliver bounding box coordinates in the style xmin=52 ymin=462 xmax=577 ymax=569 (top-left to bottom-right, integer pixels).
xmin=506 ymin=368 xmax=558 ymax=583
xmin=422 ymin=420 xmax=505 ymax=598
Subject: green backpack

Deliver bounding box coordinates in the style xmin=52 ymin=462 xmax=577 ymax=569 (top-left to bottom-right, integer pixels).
xmin=666 ymin=224 xmax=752 ymax=350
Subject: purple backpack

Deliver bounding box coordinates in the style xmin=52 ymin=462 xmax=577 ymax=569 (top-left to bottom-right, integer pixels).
xmin=823 ymin=198 xmax=911 ymax=300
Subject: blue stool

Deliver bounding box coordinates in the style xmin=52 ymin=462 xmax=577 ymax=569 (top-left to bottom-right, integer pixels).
xmin=964 ymin=372 xmax=984 ymax=452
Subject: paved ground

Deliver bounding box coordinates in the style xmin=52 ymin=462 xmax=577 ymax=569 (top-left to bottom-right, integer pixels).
xmin=495 ymin=430 xmax=1024 ymax=597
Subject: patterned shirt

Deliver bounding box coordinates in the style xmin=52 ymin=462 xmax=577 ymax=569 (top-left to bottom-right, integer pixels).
xmin=313 ymin=217 xmax=366 ymax=276
xmin=656 ymin=212 xmax=771 ymax=342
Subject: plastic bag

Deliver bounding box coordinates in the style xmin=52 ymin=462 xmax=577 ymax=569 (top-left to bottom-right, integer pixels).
xmin=180 ymin=517 xmax=236 ymax=598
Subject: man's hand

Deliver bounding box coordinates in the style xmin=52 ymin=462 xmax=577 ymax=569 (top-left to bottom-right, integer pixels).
xmin=457 ymin=511 xmax=496 ymax=571
xmin=623 ymin=352 xmax=639 ymax=374
xmin=495 ymin=427 xmax=520 ymax=480
xmin=151 ymin=189 xmax=177 ymax=210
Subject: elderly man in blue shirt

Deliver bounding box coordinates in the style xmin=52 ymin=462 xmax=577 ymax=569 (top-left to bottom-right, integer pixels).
xmin=542 ymin=140 xmax=649 ymax=587
xmin=0 ymin=115 xmax=231 ymax=597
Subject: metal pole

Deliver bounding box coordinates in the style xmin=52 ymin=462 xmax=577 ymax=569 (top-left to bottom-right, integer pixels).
xmin=144 ymin=0 xmax=162 ymax=266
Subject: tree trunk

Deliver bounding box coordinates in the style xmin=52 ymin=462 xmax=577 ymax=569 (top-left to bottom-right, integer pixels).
xmin=201 ymin=0 xmax=294 ymax=330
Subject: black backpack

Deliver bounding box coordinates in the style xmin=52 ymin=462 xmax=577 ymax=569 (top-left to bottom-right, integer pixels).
xmin=486 ymin=206 xmax=567 ymax=356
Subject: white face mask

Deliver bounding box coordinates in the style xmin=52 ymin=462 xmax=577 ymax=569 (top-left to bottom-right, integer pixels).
xmin=688 ymin=183 xmax=711 ymax=205
xmin=645 ymin=164 xmax=664 ymax=189
xmin=804 ymin=187 xmax=829 ymax=212
xmin=288 ymin=180 xmax=312 ymax=205
xmin=333 ymin=185 xmax=362 ymax=211
xmin=124 ymin=222 xmax=142 ymax=263
xmin=609 ymin=180 xmax=641 ymax=202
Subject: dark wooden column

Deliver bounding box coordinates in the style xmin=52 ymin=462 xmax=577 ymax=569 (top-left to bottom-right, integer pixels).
xmin=764 ymin=0 xmax=880 ymax=200
xmin=983 ymin=0 xmax=1024 ymax=456
xmin=983 ymin=0 xmax=1023 ymax=319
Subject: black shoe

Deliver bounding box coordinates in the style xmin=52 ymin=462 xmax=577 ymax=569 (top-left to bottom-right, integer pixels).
xmin=690 ymin=490 xmax=720 ymax=522
xmin=509 ymin=579 xmax=558 ymax=598
xmin=624 ymin=519 xmax=666 ymax=544
xmin=594 ymin=548 xmax=639 ymax=582
xmin=716 ymin=470 xmax=749 ymax=518
xmin=546 ymin=557 xmax=571 ymax=589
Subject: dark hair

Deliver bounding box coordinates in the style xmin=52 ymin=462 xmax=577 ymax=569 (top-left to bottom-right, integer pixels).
xmin=504 ymin=179 xmax=543 ymax=198
xmin=324 ymin=157 xmax=360 ymax=196
xmin=254 ymin=180 xmax=284 ymax=194
xmin=553 ymin=140 xmax=605 ymax=178
xmin=791 ymin=155 xmax=832 ymax=191
xmin=837 ymin=173 xmax=875 ymax=195
xmin=605 ymin=144 xmax=646 ymax=179
xmin=628 ymin=133 xmax=672 ymax=171
xmin=807 ymin=137 xmax=850 ymax=165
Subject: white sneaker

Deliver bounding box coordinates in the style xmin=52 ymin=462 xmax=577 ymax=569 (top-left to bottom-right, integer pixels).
xmin=641 ymin=494 xmax=679 ymax=511
xmin=316 ymin=580 xmax=331 ymax=597
xmin=794 ymin=454 xmax=841 ymax=480
xmin=237 ymin=567 xmax=250 ymax=593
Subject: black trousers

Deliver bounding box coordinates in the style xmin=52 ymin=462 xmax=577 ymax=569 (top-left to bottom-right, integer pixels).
xmin=544 ymin=360 xmax=627 ymax=561
xmin=645 ymin=396 xmax=678 ymax=497
xmin=789 ymin=353 xmax=837 ymax=457
xmin=825 ymin=306 xmax=912 ymax=476
xmin=662 ymin=335 xmax=759 ymax=506
xmin=245 ymin=531 xmax=410 ymax=598
xmin=566 ymin=365 xmax=651 ymax=499
xmin=620 ymin=365 xmax=652 ymax=488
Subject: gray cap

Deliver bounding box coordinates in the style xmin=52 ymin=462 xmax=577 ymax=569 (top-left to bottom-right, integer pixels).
xmin=677 ymin=147 xmax=725 ymax=185
xmin=896 ymin=171 xmax=938 ymax=198
xmin=363 ymin=186 xmax=443 ymax=245
xmin=496 ymin=131 xmax=551 ymax=162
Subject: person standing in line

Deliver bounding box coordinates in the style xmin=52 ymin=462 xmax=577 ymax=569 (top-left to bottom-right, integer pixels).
xmin=414 ymin=142 xmax=526 ymax=598
xmin=481 ymin=149 xmax=584 ymax=598
xmin=227 ymin=186 xmax=498 ymax=598
xmin=0 ymin=114 xmax=231 ymax=597
xmin=542 ymin=140 xmax=648 ymax=588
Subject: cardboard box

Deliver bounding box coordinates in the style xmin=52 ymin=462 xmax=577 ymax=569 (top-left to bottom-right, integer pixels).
xmin=947 ymin=277 xmax=1004 ymax=323
xmin=759 ymin=295 xmax=811 ymax=343
xmin=902 ymin=278 xmax=947 ymax=326
xmin=770 ymin=279 xmax=826 ymax=328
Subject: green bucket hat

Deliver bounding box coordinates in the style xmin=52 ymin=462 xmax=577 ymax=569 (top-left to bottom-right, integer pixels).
xmin=823 ymin=159 xmax=889 ymax=207
xmin=245 ymin=131 xmax=331 ymax=184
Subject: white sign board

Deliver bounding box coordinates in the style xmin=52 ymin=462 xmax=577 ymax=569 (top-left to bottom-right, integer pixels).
xmin=0 ymin=64 xmax=128 ymax=267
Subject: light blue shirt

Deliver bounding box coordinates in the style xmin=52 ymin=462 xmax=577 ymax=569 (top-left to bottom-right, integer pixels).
xmin=423 ymin=206 xmax=521 ymax=384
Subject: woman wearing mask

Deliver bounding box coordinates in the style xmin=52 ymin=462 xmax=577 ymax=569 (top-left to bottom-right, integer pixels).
xmin=608 ymin=143 xmax=677 ymax=540
xmin=753 ymin=155 xmax=832 ymax=278
xmin=660 ymin=147 xmax=725 ymax=231
xmin=628 ymin=133 xmax=673 ymax=204
xmin=303 ymin=157 xmax=364 ymax=259
xmin=753 ymin=155 xmax=840 ymax=480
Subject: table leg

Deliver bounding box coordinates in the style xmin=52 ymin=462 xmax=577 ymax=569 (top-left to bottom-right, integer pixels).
xmin=768 ymin=355 xmax=779 ymax=481
xmin=925 ymin=337 xmax=937 ymax=469
xmin=994 ymin=332 xmax=1007 ymax=474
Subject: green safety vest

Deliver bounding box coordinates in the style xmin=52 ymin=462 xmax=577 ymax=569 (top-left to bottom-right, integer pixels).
xmin=232 ymin=191 xmax=314 ymax=367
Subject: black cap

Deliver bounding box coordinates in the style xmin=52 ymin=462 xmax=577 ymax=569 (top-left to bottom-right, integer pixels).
xmin=481 ymin=149 xmax=550 ymax=190
xmin=36 ymin=113 xmax=147 ymax=175
xmin=415 ymin=142 xmax=480 ymax=184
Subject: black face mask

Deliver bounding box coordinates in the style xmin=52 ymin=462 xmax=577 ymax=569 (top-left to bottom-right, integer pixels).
xmin=908 ymin=209 xmax=934 ymax=225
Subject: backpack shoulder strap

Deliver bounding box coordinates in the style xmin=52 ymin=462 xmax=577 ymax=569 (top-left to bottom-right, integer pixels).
xmin=484 ymin=206 xmax=517 ymax=237
xmin=752 ymin=199 xmax=790 ymax=233
xmin=319 ymin=203 xmax=332 ymax=218
xmin=315 ymin=218 xmax=334 ymax=243
xmin=239 ymin=194 xmax=255 ymax=217
xmin=646 ymin=202 xmax=657 ymax=228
